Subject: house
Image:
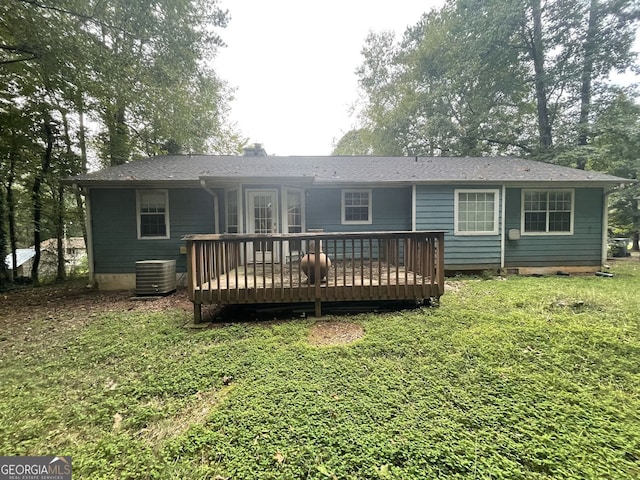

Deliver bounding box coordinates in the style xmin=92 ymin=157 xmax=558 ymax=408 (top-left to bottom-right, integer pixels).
xmin=40 ymin=237 xmax=87 ymax=276
xmin=4 ymin=238 xmax=87 ymax=279
xmin=65 ymin=154 xmax=630 ymax=294
xmin=4 ymin=248 xmax=36 ymax=277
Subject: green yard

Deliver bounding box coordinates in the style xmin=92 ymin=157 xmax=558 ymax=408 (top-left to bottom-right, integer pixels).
xmin=1 ymin=262 xmax=639 ymax=479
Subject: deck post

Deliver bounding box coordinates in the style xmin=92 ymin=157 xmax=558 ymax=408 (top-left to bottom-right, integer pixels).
xmin=437 ymin=232 xmax=445 ymax=297
xmin=193 ymin=302 xmax=202 ymax=324
xmin=315 ymin=299 xmax=322 ymax=317
xmin=186 ymin=239 xmax=196 ymax=301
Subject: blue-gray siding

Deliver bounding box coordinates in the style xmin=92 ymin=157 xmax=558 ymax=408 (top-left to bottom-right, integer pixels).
xmin=90 ymin=187 xmax=216 ymax=274
xmin=504 ymin=187 xmax=603 ymax=266
xmin=415 ymin=185 xmax=502 ymax=268
xmin=306 ymin=187 xmax=412 ymax=259
xmin=90 ymin=184 xmax=606 ymax=274
xmin=306 ymin=187 xmax=412 ymax=232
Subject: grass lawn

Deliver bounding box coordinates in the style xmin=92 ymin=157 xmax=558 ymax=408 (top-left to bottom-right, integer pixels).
xmin=1 ymin=262 xmax=639 ymax=479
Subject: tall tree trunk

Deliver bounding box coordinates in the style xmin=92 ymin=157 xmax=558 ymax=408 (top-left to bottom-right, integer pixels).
xmin=76 ymin=102 xmax=88 ymax=247
xmin=107 ymin=100 xmax=129 ymax=166
xmin=55 ymin=183 xmax=66 ymax=281
xmin=55 ymin=111 xmax=79 ymax=281
xmin=0 ymin=184 xmax=10 ymax=286
xmin=576 ymin=0 xmax=599 ymax=170
xmin=31 ymin=117 xmax=55 ymax=285
xmin=529 ymin=0 xmax=553 ymax=151
xmin=7 ymin=127 xmax=18 ymax=281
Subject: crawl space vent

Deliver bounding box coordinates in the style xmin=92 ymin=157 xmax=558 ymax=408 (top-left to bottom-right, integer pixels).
xmin=135 ymin=260 xmax=176 ymax=295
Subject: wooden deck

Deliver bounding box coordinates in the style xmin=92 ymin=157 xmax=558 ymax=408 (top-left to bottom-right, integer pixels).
xmin=184 ymin=231 xmax=445 ymax=321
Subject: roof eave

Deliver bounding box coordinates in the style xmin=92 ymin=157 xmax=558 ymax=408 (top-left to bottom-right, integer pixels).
xmin=313 ymin=178 xmax=633 ymax=187
xmin=63 ymin=176 xmax=634 ymax=189
xmin=62 ymin=179 xmax=203 ymax=188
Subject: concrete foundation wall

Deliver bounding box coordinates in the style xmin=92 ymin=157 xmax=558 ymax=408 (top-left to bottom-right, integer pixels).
xmin=94 ymin=273 xmax=188 ymax=291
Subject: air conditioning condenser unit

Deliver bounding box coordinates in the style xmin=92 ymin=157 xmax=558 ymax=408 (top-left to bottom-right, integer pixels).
xmin=135 ymin=260 xmax=176 ymax=295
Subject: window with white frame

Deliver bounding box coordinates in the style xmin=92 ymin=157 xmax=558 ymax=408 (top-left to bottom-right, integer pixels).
xmin=286 ymin=189 xmax=303 ymax=253
xmin=522 ymin=190 xmax=573 ymax=234
xmin=342 ymin=189 xmax=372 ymax=224
xmin=137 ymin=190 xmax=169 ymax=239
xmin=226 ymin=189 xmax=239 ymax=233
xmin=454 ymin=189 xmax=499 ymax=235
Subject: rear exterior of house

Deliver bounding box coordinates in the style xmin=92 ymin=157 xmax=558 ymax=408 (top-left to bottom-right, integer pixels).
xmin=68 ymin=155 xmax=628 ymax=289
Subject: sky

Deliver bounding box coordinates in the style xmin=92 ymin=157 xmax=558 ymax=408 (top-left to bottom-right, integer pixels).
xmin=214 ymin=1 xmax=639 ymax=157
xmin=214 ymin=0 xmax=445 ymax=156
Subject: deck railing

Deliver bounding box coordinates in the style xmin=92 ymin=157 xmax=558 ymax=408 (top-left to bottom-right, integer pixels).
xmin=183 ymin=231 xmax=445 ymax=321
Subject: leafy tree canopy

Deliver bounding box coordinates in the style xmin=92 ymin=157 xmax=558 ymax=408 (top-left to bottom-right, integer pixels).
xmin=338 ymin=0 xmax=639 ymax=159
xmin=334 ymin=0 xmax=640 ymax=241
xmin=0 ymin=0 xmax=242 ymax=282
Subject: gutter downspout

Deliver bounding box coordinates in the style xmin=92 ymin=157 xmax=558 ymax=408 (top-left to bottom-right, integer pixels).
xmin=200 ymin=179 xmax=220 ymax=234
xmin=500 ymin=185 xmax=506 ymax=270
xmin=411 ymin=184 xmax=417 ymax=231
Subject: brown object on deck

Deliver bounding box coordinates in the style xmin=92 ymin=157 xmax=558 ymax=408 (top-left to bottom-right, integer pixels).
xmin=300 ymin=252 xmax=332 ymax=285
xmin=184 ymin=231 xmax=445 ymax=322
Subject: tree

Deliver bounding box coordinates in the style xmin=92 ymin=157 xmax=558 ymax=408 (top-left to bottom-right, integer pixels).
xmin=1 ymin=0 xmax=240 ymax=283
xmin=83 ymin=0 xmax=237 ymax=165
xmin=0 ymin=173 xmax=9 ymax=286
xmin=587 ymin=91 xmax=640 ymax=249
xmin=332 ymin=129 xmax=376 ymax=155
xmin=0 ymin=72 xmax=42 ymax=281
xmin=346 ymin=0 xmax=640 ymax=159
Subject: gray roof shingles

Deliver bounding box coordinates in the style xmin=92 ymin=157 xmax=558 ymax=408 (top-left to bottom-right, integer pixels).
xmin=66 ymin=155 xmax=630 ymax=185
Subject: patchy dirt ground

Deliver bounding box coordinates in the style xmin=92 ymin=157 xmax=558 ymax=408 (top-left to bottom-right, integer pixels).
xmin=0 ymin=282 xmax=194 ymax=343
xmin=308 ymin=321 xmax=365 ymax=346
xmin=0 ymin=282 xmax=192 ymax=322
xmin=0 ymin=282 xmax=368 ymax=347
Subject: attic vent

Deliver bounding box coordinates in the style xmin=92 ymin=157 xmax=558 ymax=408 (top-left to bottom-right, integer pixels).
xmin=136 ymin=260 xmax=176 ymax=295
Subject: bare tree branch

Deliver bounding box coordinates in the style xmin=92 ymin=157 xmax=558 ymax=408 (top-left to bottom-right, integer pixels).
xmin=0 ymin=44 xmax=38 ymax=65
xmin=15 ymin=0 xmax=103 ymax=25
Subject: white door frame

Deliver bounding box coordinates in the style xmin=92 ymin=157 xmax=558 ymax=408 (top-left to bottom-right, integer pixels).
xmin=246 ymin=189 xmax=279 ymax=262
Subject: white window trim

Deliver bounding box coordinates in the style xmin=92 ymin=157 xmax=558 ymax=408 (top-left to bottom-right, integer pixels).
xmin=454 ymin=189 xmax=500 ymax=236
xmin=136 ymin=189 xmax=170 ymax=240
xmin=282 ymin=187 xmax=306 ymax=260
xmin=341 ymin=189 xmax=372 ymax=225
xmin=281 ymin=187 xmax=306 ymax=234
xmin=225 ymin=187 xmax=240 ymax=234
xmin=521 ymin=189 xmax=574 ymax=236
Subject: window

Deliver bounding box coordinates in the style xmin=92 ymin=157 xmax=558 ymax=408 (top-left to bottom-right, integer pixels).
xmin=287 ymin=190 xmax=303 ymax=234
xmin=226 ymin=189 xmax=239 ymax=233
xmin=522 ymin=190 xmax=573 ymax=234
xmin=342 ymin=189 xmax=372 ymax=224
xmin=286 ymin=189 xmax=304 ymax=254
xmin=455 ymin=189 xmax=499 ymax=235
xmin=137 ymin=190 xmax=169 ymax=239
